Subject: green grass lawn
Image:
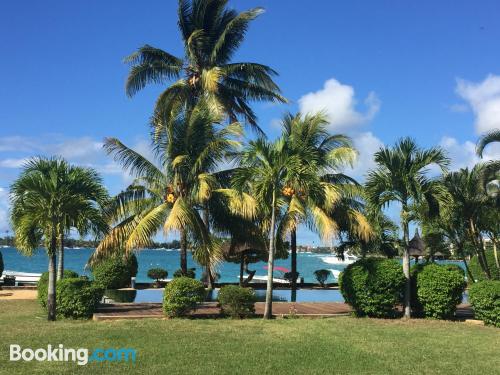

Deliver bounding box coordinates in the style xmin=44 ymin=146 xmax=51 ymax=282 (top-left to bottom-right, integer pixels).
xmin=0 ymin=300 xmax=499 ymax=375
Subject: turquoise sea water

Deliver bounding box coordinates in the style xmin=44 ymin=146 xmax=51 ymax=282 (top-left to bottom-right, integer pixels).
xmin=0 ymin=247 xmax=346 ymax=283
xmin=0 ymin=246 xmax=466 ymax=284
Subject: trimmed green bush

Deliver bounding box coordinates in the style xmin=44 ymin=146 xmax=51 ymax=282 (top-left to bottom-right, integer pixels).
xmin=163 ymin=277 xmax=205 ymax=317
xmin=469 ymin=281 xmax=500 ymax=327
xmin=37 ymin=270 xmax=79 ymax=309
xmin=218 ymin=285 xmax=256 ymax=318
xmin=339 ymin=259 xmax=405 ymax=318
xmin=469 ymin=251 xmax=500 ymax=281
xmin=173 ymin=268 xmax=196 ymax=279
xmin=104 ymin=289 xmax=137 ymax=303
xmin=314 ymin=269 xmax=330 ymax=287
xmin=56 ymin=278 xmax=103 ymax=319
xmin=412 ymin=263 xmax=466 ymax=319
xmin=91 ymin=254 xmax=138 ymax=289
xmin=148 ymin=268 xmax=168 ymax=287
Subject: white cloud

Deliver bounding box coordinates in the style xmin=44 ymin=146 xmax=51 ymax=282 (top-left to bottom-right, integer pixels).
xmin=298 ymin=78 xmax=380 ymax=131
xmin=456 ymin=74 xmax=500 ymax=134
xmin=345 ymin=132 xmax=384 ymax=180
xmin=439 ymin=136 xmax=500 ymax=171
xmin=0 ymin=188 xmax=10 ymax=233
xmin=0 ymin=158 xmax=29 ymax=168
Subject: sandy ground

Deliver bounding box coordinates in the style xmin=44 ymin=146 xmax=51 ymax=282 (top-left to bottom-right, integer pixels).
xmin=0 ymin=289 xmax=37 ymax=300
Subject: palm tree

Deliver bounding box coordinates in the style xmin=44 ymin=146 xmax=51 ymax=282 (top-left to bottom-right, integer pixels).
xmin=442 ymin=165 xmax=499 ymax=279
xmin=233 ymin=137 xmax=316 ymax=319
xmin=476 ymin=129 xmax=500 ymax=157
xmin=365 ymin=138 xmax=449 ymax=318
xmin=90 ymin=101 xmax=254 ymax=288
xmin=279 ymin=112 xmax=371 ymax=293
xmin=10 ymin=157 xmax=108 ymax=321
xmin=125 ymin=0 xmax=285 ymax=135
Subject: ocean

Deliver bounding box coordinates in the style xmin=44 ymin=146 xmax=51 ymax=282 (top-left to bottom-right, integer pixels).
xmin=0 ymin=247 xmax=346 ymax=283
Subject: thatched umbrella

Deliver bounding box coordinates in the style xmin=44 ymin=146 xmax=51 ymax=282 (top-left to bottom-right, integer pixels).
xmin=408 ymin=229 xmax=425 ymax=262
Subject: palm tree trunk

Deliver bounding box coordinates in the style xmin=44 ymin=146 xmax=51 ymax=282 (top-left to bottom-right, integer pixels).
xmin=57 ymin=231 xmax=64 ymax=280
xmin=203 ymin=207 xmax=214 ymax=290
xmin=470 ymin=219 xmax=491 ymax=279
xmin=264 ymin=190 xmax=277 ymax=320
xmin=239 ymin=257 xmax=244 ymax=286
xmin=492 ymin=238 xmax=499 ymax=270
xmin=180 ymin=229 xmax=187 ymax=274
xmin=462 ymin=256 xmax=475 ymax=283
xmin=402 ymin=216 xmax=411 ymax=319
xmin=47 ymin=231 xmax=57 ymax=321
xmin=290 ymin=228 xmax=297 ymax=296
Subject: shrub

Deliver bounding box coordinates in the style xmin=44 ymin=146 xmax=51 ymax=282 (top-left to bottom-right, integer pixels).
xmin=339 ymin=258 xmax=405 ymax=318
xmin=147 ymin=268 xmax=168 ymax=287
xmin=469 ymin=281 xmax=500 ymax=327
xmin=314 ymin=269 xmax=330 ymax=287
xmin=91 ymin=254 xmax=138 ymax=289
xmin=173 ymin=268 xmax=196 ymax=279
xmin=469 ymin=251 xmax=500 ymax=281
xmin=163 ymin=277 xmax=206 ymax=317
xmin=103 ymin=288 xmax=137 ymax=303
xmin=56 ymin=278 xmax=104 ymax=319
xmin=412 ymin=263 xmax=466 ymax=319
xmin=37 ymin=270 xmax=79 ymax=309
xmin=218 ymin=285 xmax=256 ymax=318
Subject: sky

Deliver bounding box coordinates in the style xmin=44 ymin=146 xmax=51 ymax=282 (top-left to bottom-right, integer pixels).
xmin=0 ymin=0 xmax=499 ymax=244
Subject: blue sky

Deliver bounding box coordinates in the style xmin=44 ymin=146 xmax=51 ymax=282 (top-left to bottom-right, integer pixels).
xmin=1 ymin=0 xmax=499 ymax=243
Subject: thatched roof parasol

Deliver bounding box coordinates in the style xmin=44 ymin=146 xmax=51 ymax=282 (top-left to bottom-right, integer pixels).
xmin=408 ymin=229 xmax=425 ymax=257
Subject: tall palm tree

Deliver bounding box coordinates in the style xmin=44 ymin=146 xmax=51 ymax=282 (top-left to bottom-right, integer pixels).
xmin=10 ymin=157 xmax=108 ymax=321
xmin=90 ymin=101 xmax=255 ymax=286
xmin=442 ymin=165 xmax=499 ymax=279
xmin=125 ymin=0 xmax=285 ymax=135
xmin=279 ymin=112 xmax=371 ymax=293
xmin=476 ymin=129 xmax=500 ymax=157
xmin=233 ymin=137 xmax=318 ymax=319
xmin=365 ymin=138 xmax=449 ymax=318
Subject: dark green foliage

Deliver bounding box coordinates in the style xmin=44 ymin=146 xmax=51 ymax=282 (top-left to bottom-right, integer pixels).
xmin=56 ymin=278 xmax=103 ymax=319
xmin=339 ymin=259 xmax=405 ymax=318
xmin=469 ymin=251 xmax=500 ymax=281
xmin=469 ymin=281 xmax=500 ymax=327
xmin=313 ymin=269 xmax=330 ymax=287
xmin=163 ymin=277 xmax=206 ymax=317
xmin=148 ymin=268 xmax=168 ymax=281
xmin=0 ymin=250 xmax=3 ymax=279
xmin=173 ymin=268 xmax=196 ymax=279
xmin=218 ymin=285 xmax=256 ymax=319
xmin=283 ymin=271 xmax=299 ymax=283
xmin=37 ymin=270 xmax=79 ymax=309
xmin=104 ymin=289 xmax=137 ymax=303
xmin=412 ymin=263 xmax=466 ymax=319
xmin=91 ymin=254 xmax=138 ymax=289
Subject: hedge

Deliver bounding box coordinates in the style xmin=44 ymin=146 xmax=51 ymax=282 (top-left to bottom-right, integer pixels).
xmin=412 ymin=263 xmax=466 ymax=319
xmin=339 ymin=258 xmax=405 ymax=318
xmin=37 ymin=270 xmax=79 ymax=309
xmin=56 ymin=278 xmax=104 ymax=319
xmin=469 ymin=281 xmax=500 ymax=328
xmin=218 ymin=285 xmax=256 ymax=318
xmin=163 ymin=277 xmax=205 ymax=317
xmin=91 ymin=254 xmax=138 ymax=289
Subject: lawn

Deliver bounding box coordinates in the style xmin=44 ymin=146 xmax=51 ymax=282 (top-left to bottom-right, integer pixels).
xmin=0 ymin=300 xmax=499 ymax=375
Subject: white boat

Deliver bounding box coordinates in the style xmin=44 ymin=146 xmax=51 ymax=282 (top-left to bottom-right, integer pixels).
xmin=321 ymin=252 xmax=359 ymax=265
xmin=236 ymin=275 xmax=300 ymax=284
xmin=1 ymin=270 xmax=42 ymax=284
